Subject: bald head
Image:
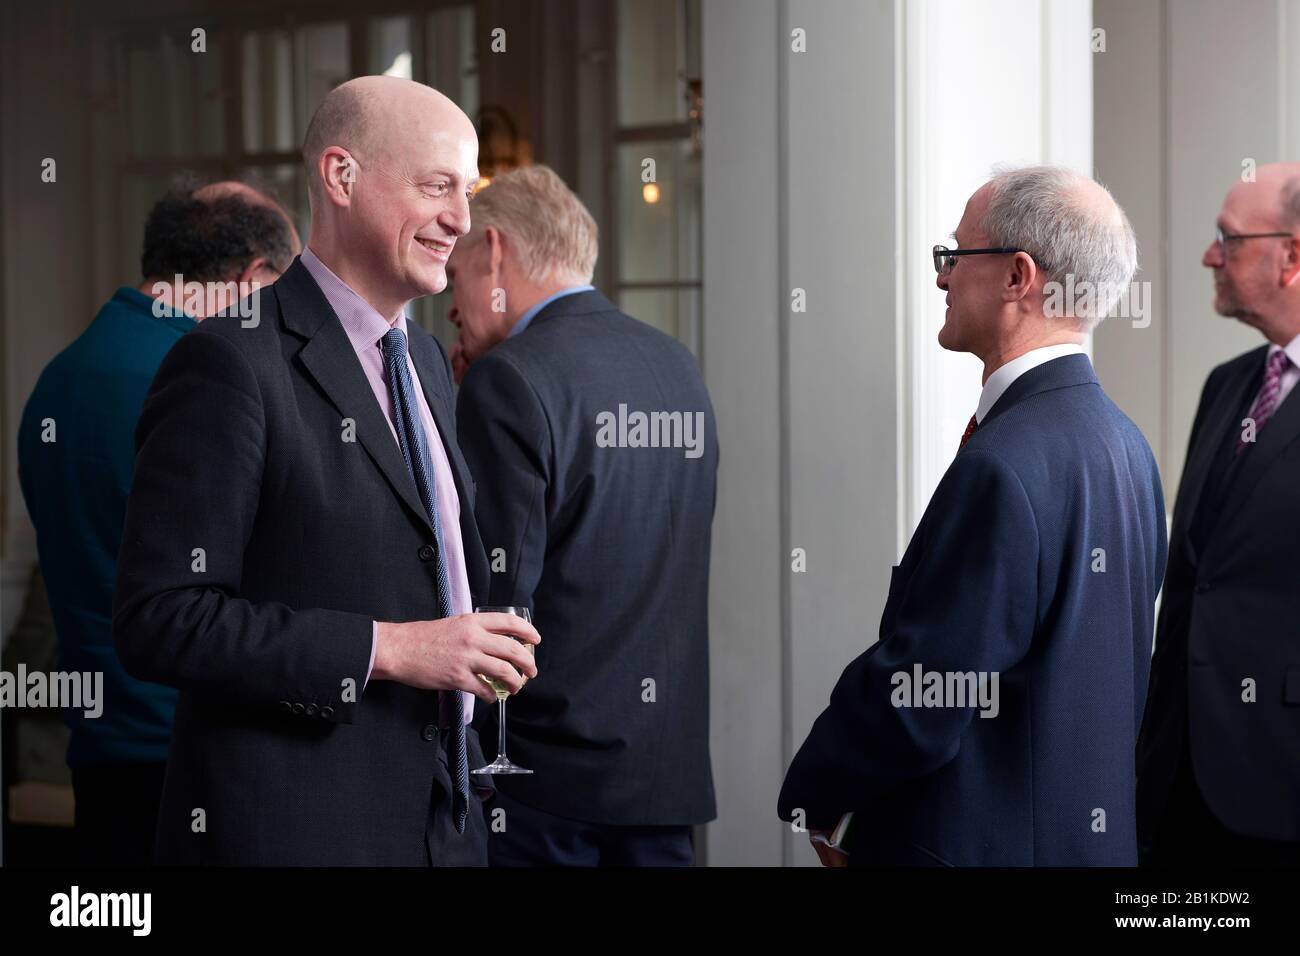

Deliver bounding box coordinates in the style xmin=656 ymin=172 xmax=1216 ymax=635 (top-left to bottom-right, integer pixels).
xmin=300 ymin=75 xmax=480 ymax=319
xmin=1222 ymin=162 xmax=1300 ymax=230
xmin=302 ymin=75 xmax=476 ymax=207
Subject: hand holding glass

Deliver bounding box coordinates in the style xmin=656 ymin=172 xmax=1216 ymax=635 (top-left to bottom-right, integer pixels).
xmin=471 ymin=606 xmax=535 ymax=775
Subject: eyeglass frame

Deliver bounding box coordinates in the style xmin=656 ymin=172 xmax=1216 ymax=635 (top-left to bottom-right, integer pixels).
xmin=1212 ymin=227 xmax=1294 ymax=255
xmin=932 ymin=244 xmax=1030 ymax=276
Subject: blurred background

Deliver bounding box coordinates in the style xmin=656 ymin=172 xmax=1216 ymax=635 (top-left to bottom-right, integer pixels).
xmin=2 ymin=0 xmax=1297 ymax=865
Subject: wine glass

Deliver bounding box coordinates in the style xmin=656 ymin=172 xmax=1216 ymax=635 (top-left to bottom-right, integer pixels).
xmin=470 ymin=606 xmax=534 ymax=775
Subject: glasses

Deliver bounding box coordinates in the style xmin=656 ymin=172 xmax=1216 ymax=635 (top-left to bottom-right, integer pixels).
xmin=932 ymin=244 xmax=1027 ymax=275
xmin=1212 ymin=227 xmax=1294 ymax=255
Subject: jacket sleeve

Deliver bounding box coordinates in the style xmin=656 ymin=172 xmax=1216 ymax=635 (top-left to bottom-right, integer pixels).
xmin=778 ymin=448 xmax=1040 ymax=827
xmin=455 ymin=352 xmax=551 ymax=612
xmin=112 ymin=327 xmax=373 ymax=723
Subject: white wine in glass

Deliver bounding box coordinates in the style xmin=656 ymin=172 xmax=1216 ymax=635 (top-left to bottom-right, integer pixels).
xmin=471 ymin=606 xmax=534 ymax=775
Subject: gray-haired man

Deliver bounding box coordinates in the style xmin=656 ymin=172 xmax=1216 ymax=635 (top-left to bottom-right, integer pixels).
xmin=780 ymin=166 xmax=1167 ymax=866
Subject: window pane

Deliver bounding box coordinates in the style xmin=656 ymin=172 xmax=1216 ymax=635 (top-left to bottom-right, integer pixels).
xmin=292 ymin=22 xmax=350 ymax=150
xmin=370 ymin=16 xmax=413 ymax=77
xmin=618 ymin=0 xmax=685 ymax=126
xmin=425 ymin=5 xmax=479 ymax=121
xmin=126 ymin=32 xmax=225 ymax=159
xmin=242 ymin=30 xmax=294 ymax=154
xmin=618 ymin=140 xmax=701 ymax=284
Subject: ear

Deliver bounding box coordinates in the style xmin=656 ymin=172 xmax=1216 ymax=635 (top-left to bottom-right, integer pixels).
xmin=318 ymin=147 xmax=357 ymax=207
xmin=236 ymin=257 xmax=269 ymax=287
xmin=1003 ymin=250 xmax=1039 ymax=303
xmin=1281 ymin=235 xmax=1300 ymax=287
xmin=485 ymin=225 xmax=506 ymax=278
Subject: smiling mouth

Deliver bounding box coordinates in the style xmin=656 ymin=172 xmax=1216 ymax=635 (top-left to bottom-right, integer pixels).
xmin=415 ymin=236 xmax=452 ymax=258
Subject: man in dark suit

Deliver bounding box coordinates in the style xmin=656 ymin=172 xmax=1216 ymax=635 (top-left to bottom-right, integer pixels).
xmin=19 ymin=179 xmax=298 ymax=866
xmin=112 ymin=75 xmax=538 ymax=865
xmin=779 ymin=166 xmax=1167 ymax=866
xmin=1138 ymin=163 xmax=1300 ymax=866
xmin=447 ymin=165 xmax=717 ymax=865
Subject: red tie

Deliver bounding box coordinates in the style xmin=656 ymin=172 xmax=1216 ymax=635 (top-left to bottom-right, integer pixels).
xmin=958 ymin=413 xmax=978 ymax=451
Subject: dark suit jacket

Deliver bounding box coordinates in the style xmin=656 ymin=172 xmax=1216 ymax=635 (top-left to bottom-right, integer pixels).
xmin=112 ymin=258 xmax=493 ymax=865
xmin=1138 ymin=345 xmax=1300 ymax=843
xmin=456 ymin=290 xmax=718 ymax=826
xmin=778 ymin=354 xmax=1167 ymax=865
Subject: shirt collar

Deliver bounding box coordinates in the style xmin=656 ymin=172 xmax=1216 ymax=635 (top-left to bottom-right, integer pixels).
xmin=1269 ymin=332 xmax=1300 ymax=370
xmin=509 ymin=285 xmax=595 ymax=337
xmin=300 ymin=246 xmax=408 ymax=354
xmin=976 ymin=343 xmax=1086 ymax=424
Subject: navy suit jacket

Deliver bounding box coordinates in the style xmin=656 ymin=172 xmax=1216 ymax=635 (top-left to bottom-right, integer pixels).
xmin=456 ymin=289 xmax=718 ymax=826
xmin=778 ymin=354 xmax=1167 ymax=865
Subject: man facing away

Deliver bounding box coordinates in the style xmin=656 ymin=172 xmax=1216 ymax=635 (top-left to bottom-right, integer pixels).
xmin=18 ymin=180 xmax=298 ymax=866
xmin=779 ymin=165 xmax=1167 ymax=866
xmin=449 ymin=165 xmax=718 ymax=866
xmin=1138 ymin=163 xmax=1300 ymax=866
xmin=112 ymin=76 xmax=538 ymax=865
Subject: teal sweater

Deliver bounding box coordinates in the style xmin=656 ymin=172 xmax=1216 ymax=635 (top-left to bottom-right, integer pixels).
xmin=18 ymin=287 xmax=195 ymax=767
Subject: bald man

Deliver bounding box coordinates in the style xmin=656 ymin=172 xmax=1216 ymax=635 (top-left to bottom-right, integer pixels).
xmin=19 ymin=178 xmax=298 ymax=866
xmin=1138 ymin=164 xmax=1300 ymax=866
xmin=112 ymin=76 xmax=538 ymax=866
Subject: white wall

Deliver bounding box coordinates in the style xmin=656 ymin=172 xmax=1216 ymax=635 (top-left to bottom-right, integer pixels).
xmin=1093 ymin=0 xmax=1300 ymax=493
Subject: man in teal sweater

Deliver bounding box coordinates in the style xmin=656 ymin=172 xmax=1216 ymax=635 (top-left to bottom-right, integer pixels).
xmin=18 ymin=180 xmax=299 ymax=865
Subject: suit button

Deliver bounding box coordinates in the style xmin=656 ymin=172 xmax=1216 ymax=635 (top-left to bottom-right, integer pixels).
xmin=321 ymin=705 xmax=334 ymax=719
xmin=421 ymin=724 xmax=438 ymax=742
xmin=292 ymin=702 xmax=305 ymax=715
xmin=418 ymin=545 xmax=435 ymax=562
xmin=1194 ymin=581 xmax=1210 ymax=594
xmin=279 ymin=700 xmax=292 ymax=713
xmin=305 ymin=703 xmax=319 ymax=717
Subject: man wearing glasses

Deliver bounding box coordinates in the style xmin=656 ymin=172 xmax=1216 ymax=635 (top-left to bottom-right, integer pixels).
xmin=1138 ymin=162 xmax=1300 ymax=866
xmin=779 ymin=165 xmax=1167 ymax=866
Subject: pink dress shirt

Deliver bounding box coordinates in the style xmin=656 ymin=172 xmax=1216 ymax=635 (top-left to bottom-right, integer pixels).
xmin=300 ymin=247 xmax=474 ymax=724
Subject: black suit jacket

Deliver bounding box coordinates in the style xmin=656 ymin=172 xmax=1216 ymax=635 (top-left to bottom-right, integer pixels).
xmin=1138 ymin=345 xmax=1300 ymax=843
xmin=112 ymin=258 xmax=493 ymax=865
xmin=456 ymin=290 xmax=718 ymax=826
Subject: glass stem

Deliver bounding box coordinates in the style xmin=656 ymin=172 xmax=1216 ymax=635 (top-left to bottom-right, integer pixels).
xmin=497 ymin=697 xmax=508 ymax=760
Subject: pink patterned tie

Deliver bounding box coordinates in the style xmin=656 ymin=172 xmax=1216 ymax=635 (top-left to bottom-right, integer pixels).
xmin=1237 ymin=348 xmax=1293 ymax=454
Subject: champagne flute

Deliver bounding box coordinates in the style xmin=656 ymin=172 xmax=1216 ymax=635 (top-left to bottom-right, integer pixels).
xmin=471 ymin=606 xmax=534 ymax=775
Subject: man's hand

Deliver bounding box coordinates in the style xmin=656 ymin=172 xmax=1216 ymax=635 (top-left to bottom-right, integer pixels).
xmin=450 ymin=339 xmax=469 ymax=385
xmin=373 ymin=612 xmax=540 ymax=703
xmin=810 ymin=830 xmax=849 ymax=867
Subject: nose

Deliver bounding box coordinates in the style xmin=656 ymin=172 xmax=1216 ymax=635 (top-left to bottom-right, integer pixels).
xmin=936 ymin=271 xmax=950 ymax=291
xmin=1203 ymin=240 xmax=1223 ymax=269
xmin=442 ymin=192 xmax=471 ymax=238
xmin=448 ymin=304 xmax=460 ymax=327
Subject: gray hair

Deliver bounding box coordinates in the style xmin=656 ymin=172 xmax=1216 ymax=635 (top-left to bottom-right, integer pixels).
xmin=980 ymin=164 xmax=1137 ymax=330
xmin=464 ymin=164 xmax=598 ymax=284
xmin=1282 ymin=176 xmax=1300 ymax=229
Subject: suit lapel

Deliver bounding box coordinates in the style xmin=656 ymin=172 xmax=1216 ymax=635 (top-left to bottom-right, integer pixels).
xmin=275 ymin=260 xmax=435 ymax=537
xmin=1171 ymin=357 xmax=1257 ymax=565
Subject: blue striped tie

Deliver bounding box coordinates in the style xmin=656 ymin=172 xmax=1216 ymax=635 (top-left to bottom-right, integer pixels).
xmin=381 ymin=327 xmax=469 ymax=834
